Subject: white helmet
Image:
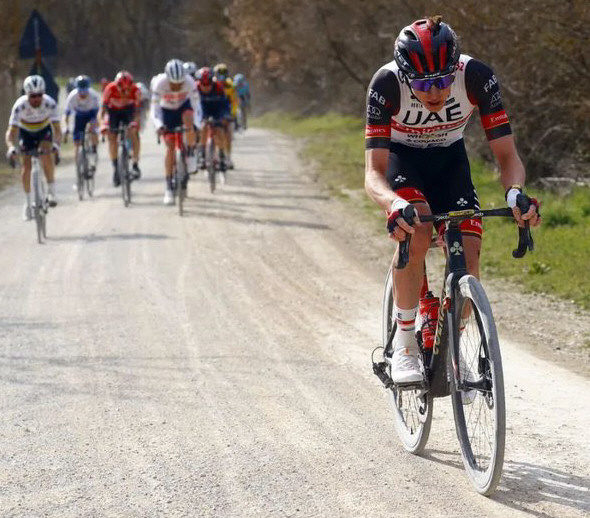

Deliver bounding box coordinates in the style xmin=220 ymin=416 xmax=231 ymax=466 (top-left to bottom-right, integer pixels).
xmin=165 ymin=59 xmax=185 ymax=83
xmin=23 ymin=75 xmax=46 ymax=95
xmin=183 ymin=61 xmax=197 ymax=77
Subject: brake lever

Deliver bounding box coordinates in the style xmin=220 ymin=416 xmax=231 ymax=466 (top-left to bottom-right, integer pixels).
xmin=395 ymin=205 xmax=417 ymax=269
xmin=512 ymin=194 xmax=534 ymax=258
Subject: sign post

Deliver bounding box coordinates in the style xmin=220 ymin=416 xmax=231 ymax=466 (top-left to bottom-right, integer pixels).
xmin=18 ymin=9 xmax=59 ymax=102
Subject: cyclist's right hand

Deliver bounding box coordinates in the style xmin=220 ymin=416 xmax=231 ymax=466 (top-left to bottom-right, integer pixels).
xmin=386 ymin=199 xmax=419 ymax=241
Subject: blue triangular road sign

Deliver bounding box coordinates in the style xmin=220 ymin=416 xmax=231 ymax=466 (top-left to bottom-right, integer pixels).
xmin=19 ymin=9 xmax=57 ymax=59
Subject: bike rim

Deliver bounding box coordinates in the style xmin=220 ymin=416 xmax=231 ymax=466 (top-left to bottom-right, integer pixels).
xmin=451 ymin=279 xmax=505 ymax=494
xmin=382 ymin=266 xmax=432 ymax=454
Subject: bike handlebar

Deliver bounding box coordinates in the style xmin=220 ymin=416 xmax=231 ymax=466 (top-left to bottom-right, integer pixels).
xmin=395 ymin=204 xmax=534 ymax=269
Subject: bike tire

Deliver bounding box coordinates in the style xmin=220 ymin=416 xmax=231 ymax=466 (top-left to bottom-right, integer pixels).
xmin=76 ymin=151 xmax=85 ymax=201
xmin=382 ymin=266 xmax=433 ymax=454
xmin=176 ymin=148 xmax=185 ymax=216
xmin=119 ymin=147 xmax=131 ymax=207
xmin=206 ymin=139 xmax=216 ymax=194
xmin=449 ymin=275 xmax=505 ymax=496
xmin=33 ymin=169 xmax=46 ymax=244
xmin=87 ymin=175 xmax=94 ymax=198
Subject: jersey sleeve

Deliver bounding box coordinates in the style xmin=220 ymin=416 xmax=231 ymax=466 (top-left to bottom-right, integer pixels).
xmin=64 ymin=90 xmax=75 ymax=115
xmin=149 ymin=80 xmax=163 ymax=129
xmin=49 ymin=99 xmax=60 ymax=123
xmin=131 ymin=85 xmax=141 ymax=108
xmin=465 ymin=59 xmax=512 ymax=141
xmin=365 ymin=68 xmax=400 ymax=150
xmin=8 ymin=99 xmax=21 ymax=127
xmin=101 ymin=85 xmax=112 ymax=107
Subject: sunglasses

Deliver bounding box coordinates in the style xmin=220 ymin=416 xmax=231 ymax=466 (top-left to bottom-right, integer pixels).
xmin=410 ymin=74 xmax=455 ymax=92
xmin=29 ymin=93 xmax=43 ymax=99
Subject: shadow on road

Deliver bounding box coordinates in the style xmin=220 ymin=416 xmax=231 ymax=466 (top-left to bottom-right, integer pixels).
xmin=48 ymin=232 xmax=171 ymax=243
xmin=424 ymin=449 xmax=590 ymax=517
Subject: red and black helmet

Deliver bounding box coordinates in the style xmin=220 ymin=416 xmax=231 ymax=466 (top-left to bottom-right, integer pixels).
xmin=115 ymin=70 xmax=134 ymax=89
xmin=199 ymin=66 xmax=212 ymax=85
xmin=394 ymin=16 xmax=460 ymax=80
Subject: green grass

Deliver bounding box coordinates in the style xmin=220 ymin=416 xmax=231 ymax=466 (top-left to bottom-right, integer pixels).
xmin=254 ymin=112 xmax=590 ymax=309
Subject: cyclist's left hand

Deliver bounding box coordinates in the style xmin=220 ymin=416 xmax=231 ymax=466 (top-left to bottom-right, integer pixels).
xmin=507 ymin=188 xmax=541 ymax=227
xmin=52 ymin=143 xmax=61 ymax=165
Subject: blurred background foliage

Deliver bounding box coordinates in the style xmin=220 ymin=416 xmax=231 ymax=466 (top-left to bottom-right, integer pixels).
xmin=0 ymin=0 xmax=588 ymax=181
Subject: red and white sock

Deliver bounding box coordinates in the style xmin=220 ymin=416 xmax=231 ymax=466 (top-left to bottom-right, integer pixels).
xmin=395 ymin=305 xmax=418 ymax=350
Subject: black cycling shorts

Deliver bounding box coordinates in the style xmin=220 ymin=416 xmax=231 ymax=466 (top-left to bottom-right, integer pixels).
xmin=162 ymin=99 xmax=193 ymax=132
xmin=387 ymin=139 xmax=482 ymax=237
xmin=19 ymin=126 xmax=53 ymax=152
xmin=107 ymin=106 xmax=135 ymax=132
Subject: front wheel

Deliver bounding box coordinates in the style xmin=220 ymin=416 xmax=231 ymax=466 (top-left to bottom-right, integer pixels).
xmin=449 ymin=275 xmax=505 ymax=496
xmin=176 ymin=148 xmax=186 ymax=216
xmin=382 ymin=265 xmax=433 ymax=454
xmin=76 ymin=151 xmax=85 ymax=201
xmin=206 ymin=138 xmax=216 ymax=194
xmin=119 ymin=146 xmax=131 ymax=207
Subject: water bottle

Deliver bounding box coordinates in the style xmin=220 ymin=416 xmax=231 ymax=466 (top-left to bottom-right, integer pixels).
xmin=419 ymin=291 xmax=440 ymax=350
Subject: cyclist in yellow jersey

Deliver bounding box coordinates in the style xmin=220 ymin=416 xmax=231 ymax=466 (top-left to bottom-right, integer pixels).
xmin=213 ymin=63 xmax=238 ymax=169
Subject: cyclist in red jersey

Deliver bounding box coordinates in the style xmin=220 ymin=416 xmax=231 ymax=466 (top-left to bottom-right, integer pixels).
xmin=99 ymin=71 xmax=142 ymax=186
xmin=364 ymin=16 xmax=540 ymax=384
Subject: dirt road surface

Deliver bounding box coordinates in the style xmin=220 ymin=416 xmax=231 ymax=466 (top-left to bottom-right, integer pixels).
xmin=0 ymin=129 xmax=588 ymax=517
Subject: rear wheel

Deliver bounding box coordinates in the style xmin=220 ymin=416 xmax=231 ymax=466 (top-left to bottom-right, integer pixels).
xmin=449 ymin=275 xmax=505 ymax=496
xmin=382 ymin=266 xmax=433 ymax=454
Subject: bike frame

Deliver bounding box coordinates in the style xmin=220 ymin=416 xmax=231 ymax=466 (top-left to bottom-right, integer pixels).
xmin=167 ymin=126 xmax=188 ymax=215
xmin=20 ymin=148 xmax=51 ymax=244
xmin=381 ymin=206 xmax=533 ymax=396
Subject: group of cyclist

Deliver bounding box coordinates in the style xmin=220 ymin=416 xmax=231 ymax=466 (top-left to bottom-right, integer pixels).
xmin=6 ymin=60 xmax=252 ymax=217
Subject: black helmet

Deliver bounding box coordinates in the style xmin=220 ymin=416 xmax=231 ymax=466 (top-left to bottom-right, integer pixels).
xmin=394 ymin=16 xmax=460 ymax=80
xmin=75 ymin=75 xmax=91 ymax=91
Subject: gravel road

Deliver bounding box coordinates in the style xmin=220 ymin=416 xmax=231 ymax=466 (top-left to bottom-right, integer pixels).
xmin=0 ymin=128 xmax=588 ymax=517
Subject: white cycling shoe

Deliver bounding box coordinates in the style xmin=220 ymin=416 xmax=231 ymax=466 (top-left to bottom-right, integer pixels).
xmin=22 ymin=203 xmax=32 ymax=221
xmin=388 ymin=336 xmax=423 ymax=385
xmin=163 ymin=189 xmax=174 ymax=206
xmin=186 ymin=154 xmax=197 ymax=174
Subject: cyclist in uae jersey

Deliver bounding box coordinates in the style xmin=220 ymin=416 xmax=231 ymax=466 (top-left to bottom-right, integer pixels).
xmin=5 ymin=75 xmax=61 ymax=220
xmin=64 ymin=75 xmax=100 ymax=175
xmin=365 ymin=16 xmax=540 ymax=384
xmin=150 ymin=59 xmax=202 ymax=205
xmin=99 ymin=71 xmax=142 ymax=186
xmin=196 ymin=67 xmax=231 ymax=171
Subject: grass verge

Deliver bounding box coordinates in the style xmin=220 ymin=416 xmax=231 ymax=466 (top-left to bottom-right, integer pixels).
xmin=254 ymin=112 xmax=590 ymax=309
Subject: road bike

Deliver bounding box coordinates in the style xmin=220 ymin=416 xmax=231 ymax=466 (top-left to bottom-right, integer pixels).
xmin=202 ymin=116 xmax=226 ymax=194
xmin=68 ymin=126 xmax=96 ymax=200
xmin=372 ymin=200 xmax=534 ymax=495
xmin=11 ymin=148 xmax=57 ymax=244
xmin=159 ymin=126 xmax=190 ymax=216
xmin=116 ymin=121 xmax=133 ymax=207
xmin=236 ymin=99 xmax=248 ymax=132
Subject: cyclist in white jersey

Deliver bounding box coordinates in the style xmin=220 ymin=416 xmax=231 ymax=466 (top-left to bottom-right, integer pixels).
xmin=365 ymin=16 xmax=540 ymax=383
xmin=136 ymin=81 xmax=150 ymax=132
xmin=150 ymin=59 xmax=202 ymax=205
xmin=5 ymin=75 xmax=61 ymax=220
xmin=64 ymin=75 xmax=100 ymax=175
